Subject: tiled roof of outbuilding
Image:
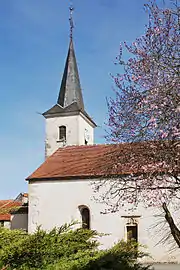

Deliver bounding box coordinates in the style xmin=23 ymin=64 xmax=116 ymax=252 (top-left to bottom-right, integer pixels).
xmin=0 ymin=200 xmax=21 ymax=221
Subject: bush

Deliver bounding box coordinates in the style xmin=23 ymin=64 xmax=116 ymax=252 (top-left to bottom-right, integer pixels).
xmin=48 ymin=241 xmax=149 ymax=270
xmin=0 ymin=225 xmax=150 ymax=270
xmin=0 ymin=223 xmax=99 ymax=269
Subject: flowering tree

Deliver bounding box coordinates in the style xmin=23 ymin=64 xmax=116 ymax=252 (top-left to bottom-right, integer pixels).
xmin=109 ymin=1 xmax=179 ymax=144
xmin=94 ymin=0 xmax=180 ymax=247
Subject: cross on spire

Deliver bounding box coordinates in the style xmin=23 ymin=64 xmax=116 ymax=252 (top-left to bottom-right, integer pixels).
xmin=69 ymin=4 xmax=74 ymax=39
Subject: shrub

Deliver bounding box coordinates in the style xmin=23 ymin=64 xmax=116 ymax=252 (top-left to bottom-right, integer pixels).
xmin=48 ymin=241 xmax=149 ymax=270
xmin=0 ymin=223 xmax=99 ymax=269
xmin=0 ymin=225 xmax=150 ymax=270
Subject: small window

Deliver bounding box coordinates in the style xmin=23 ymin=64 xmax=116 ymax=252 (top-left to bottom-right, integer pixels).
xmin=59 ymin=126 xmax=66 ymax=141
xmin=127 ymin=225 xmax=138 ymax=242
xmin=80 ymin=206 xmax=90 ymax=229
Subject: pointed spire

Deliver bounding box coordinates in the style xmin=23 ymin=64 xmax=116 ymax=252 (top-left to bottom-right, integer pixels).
xmin=57 ymin=6 xmax=84 ymax=110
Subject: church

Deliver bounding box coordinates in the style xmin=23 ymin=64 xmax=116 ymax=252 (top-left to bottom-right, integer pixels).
xmin=3 ymin=7 xmax=180 ymax=265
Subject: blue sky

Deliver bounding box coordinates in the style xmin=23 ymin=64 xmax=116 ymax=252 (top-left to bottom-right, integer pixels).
xmin=0 ymin=0 xmax=165 ymax=199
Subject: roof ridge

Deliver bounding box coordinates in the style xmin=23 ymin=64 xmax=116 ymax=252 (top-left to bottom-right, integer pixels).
xmin=58 ymin=143 xmax=116 ymax=148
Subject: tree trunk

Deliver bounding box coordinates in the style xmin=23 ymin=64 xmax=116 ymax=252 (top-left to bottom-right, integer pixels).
xmin=162 ymin=202 xmax=180 ymax=248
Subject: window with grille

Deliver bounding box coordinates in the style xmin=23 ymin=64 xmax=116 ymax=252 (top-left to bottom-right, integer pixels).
xmin=59 ymin=126 xmax=66 ymax=141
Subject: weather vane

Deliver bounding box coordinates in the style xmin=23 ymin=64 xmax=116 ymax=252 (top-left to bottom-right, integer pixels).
xmin=69 ymin=3 xmax=74 ymax=39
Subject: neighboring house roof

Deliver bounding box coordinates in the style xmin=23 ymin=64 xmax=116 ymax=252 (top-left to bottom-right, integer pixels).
xmin=0 ymin=200 xmax=21 ymax=221
xmin=27 ymin=142 xmax=178 ymax=181
xmin=15 ymin=192 xmax=28 ymax=202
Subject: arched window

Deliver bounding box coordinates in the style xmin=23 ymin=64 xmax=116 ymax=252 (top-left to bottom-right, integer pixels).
xmin=59 ymin=126 xmax=66 ymax=141
xmin=79 ymin=206 xmax=90 ymax=229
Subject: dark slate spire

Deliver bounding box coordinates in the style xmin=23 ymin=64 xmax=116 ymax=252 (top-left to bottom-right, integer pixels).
xmin=57 ymin=6 xmax=84 ymax=110
xmin=57 ymin=38 xmax=84 ymax=110
xmin=43 ymin=5 xmax=96 ymax=127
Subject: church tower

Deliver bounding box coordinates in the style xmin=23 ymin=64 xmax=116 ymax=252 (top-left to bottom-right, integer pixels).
xmin=43 ymin=6 xmax=96 ymax=158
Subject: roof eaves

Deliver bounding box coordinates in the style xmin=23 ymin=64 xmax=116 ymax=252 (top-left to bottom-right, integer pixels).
xmin=80 ymin=111 xmax=97 ymax=127
xmin=26 ymin=172 xmax=136 ymax=182
xmin=26 ymin=170 xmax=171 ymax=182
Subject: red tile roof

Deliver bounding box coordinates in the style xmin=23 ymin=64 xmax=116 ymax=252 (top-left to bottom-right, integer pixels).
xmin=0 ymin=214 xmax=11 ymax=221
xmin=27 ymin=142 xmax=178 ymax=181
xmin=0 ymin=200 xmax=21 ymax=221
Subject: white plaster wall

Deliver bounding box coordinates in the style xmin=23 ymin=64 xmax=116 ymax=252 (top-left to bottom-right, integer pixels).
xmin=4 ymin=221 xmax=11 ymax=229
xmin=45 ymin=114 xmax=94 ymax=157
xmin=11 ymin=214 xmax=28 ymax=231
xmin=28 ymin=179 xmax=180 ymax=263
xmin=78 ymin=113 xmax=94 ymax=145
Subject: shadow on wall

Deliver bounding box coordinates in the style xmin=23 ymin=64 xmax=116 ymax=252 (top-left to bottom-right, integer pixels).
xmin=11 ymin=208 xmax=28 ymax=231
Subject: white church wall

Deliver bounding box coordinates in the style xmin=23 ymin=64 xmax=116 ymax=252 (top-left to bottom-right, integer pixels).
xmin=45 ymin=115 xmax=79 ymax=157
xmin=45 ymin=114 xmax=94 ymax=157
xmin=28 ymin=179 xmax=180 ymax=263
xmin=136 ymin=208 xmax=180 ymax=264
xmin=78 ymin=113 xmax=94 ymax=145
